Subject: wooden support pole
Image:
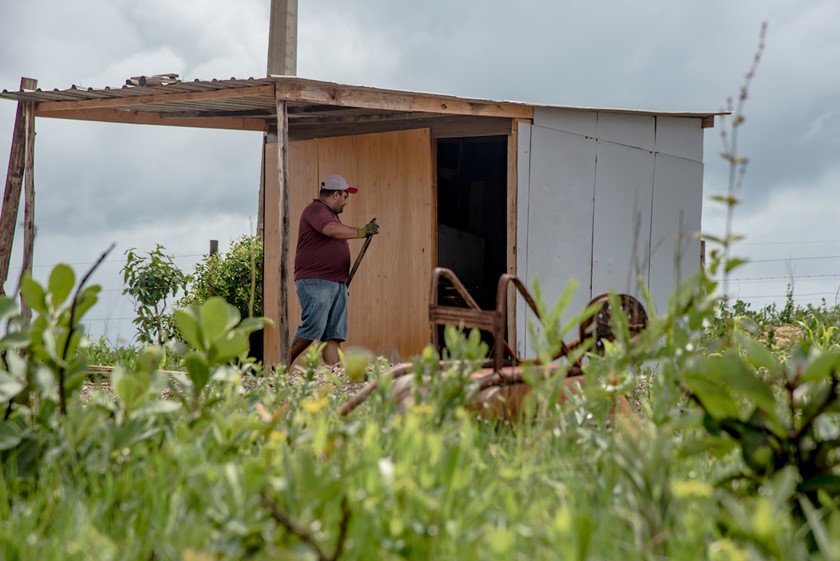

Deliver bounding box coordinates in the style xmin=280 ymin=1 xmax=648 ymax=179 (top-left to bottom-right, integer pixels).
xmin=0 ymin=77 xmax=37 ymax=297
xmin=276 ymin=99 xmax=290 ymax=364
xmin=209 ymin=239 xmax=219 ymax=256
xmin=262 ymin=134 xmax=280 ymax=366
xmin=20 ymin=91 xmax=36 ymax=318
xmin=262 ymin=97 xmax=291 ymax=367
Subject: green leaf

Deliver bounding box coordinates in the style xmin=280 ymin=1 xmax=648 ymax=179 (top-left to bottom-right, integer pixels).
xmin=799 ymin=351 xmax=840 ymax=382
xmin=683 ymin=371 xmax=741 ymax=419
xmin=709 ymin=194 xmax=740 ymax=206
xmin=201 ymin=297 xmax=240 ymax=342
xmin=0 ymin=297 xmax=18 ymax=321
xmin=0 ymin=421 xmax=22 ymax=450
xmin=184 ymin=354 xmax=211 ymax=395
xmin=237 ymin=317 xmax=269 ymax=334
xmin=718 ymin=356 xmax=777 ymax=414
xmin=799 ymin=474 xmax=840 ymax=493
xmin=678 ymin=436 xmax=737 ymax=458
xmin=0 ymin=371 xmax=25 ymax=403
xmin=113 ymin=369 xmax=149 ymax=410
xmin=0 ymin=332 xmax=29 ymax=349
xmin=130 ymin=400 xmax=181 ymax=419
xmin=34 ymin=366 xmax=58 ymax=402
xmin=725 ymin=258 xmax=747 ymax=273
xmin=209 ymin=333 xmax=249 ymax=364
xmin=73 ymin=286 xmax=101 ymax=319
xmin=175 ymin=307 xmax=203 ymax=351
xmin=48 ymin=264 xmax=76 ymax=307
xmin=20 ymin=275 xmax=47 ymax=314
xmin=736 ymin=333 xmax=778 ymax=374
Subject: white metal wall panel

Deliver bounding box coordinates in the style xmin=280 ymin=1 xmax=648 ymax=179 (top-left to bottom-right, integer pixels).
xmin=533 ymin=107 xmax=597 ymax=137
xmin=596 ymin=112 xmax=655 ymax=151
xmin=649 ymin=153 xmax=704 ymax=312
xmin=591 ymin=141 xmax=655 ymax=298
xmin=518 ymin=124 xmax=597 ymax=356
xmin=655 ymin=117 xmax=703 ymax=162
xmin=516 ymin=122 xmax=532 ymax=356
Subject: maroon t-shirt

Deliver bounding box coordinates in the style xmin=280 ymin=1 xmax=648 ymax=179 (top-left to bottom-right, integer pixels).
xmin=294 ymin=199 xmax=351 ymax=283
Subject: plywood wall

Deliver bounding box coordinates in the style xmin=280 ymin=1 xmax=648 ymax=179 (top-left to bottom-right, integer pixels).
xmin=286 ymin=128 xmax=434 ymax=361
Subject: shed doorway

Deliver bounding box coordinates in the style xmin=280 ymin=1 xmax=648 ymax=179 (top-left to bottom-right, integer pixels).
xmin=436 ymin=135 xmax=508 ymax=344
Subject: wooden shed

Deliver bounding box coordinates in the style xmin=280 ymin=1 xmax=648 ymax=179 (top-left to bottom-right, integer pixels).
xmin=0 ymin=76 xmax=719 ymax=364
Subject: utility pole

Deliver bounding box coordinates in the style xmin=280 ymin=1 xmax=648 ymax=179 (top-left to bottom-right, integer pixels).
xmin=267 ymin=0 xmax=298 ymax=76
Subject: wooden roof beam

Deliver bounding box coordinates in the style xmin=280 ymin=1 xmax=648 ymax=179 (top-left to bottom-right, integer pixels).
xmin=34 ymin=85 xmax=276 ymax=112
xmin=276 ymin=82 xmax=534 ymax=119
xmin=34 ymin=107 xmax=268 ymax=131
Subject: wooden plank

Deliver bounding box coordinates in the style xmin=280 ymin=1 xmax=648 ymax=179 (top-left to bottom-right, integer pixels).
xmin=0 ymin=77 xmax=36 ymax=295
xmin=285 ymin=129 xmax=434 ymax=361
xmin=262 ymin=136 xmax=281 ymax=366
xmin=276 ymin=99 xmax=291 ymax=364
xmin=515 ymin=121 xmax=532 ymax=356
xmin=290 ymin=116 xmax=513 ymax=143
xmin=35 ymin=84 xmax=276 ymax=112
xmin=506 ymin=120 xmax=519 ymax=351
xmin=277 ymin=81 xmax=533 ymax=119
xmin=35 ymin=107 xmax=268 ymax=131
xmin=20 ymin=97 xmax=35 ymax=318
xmin=257 ymin=134 xmax=266 ymax=244
xmin=285 ymin=138 xmax=318 ymax=366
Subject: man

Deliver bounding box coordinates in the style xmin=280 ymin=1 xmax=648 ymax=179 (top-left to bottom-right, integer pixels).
xmin=288 ymin=174 xmax=379 ymax=367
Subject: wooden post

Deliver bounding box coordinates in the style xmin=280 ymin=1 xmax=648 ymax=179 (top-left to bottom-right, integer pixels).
xmin=20 ymin=87 xmax=36 ymax=318
xmin=261 ymin=96 xmax=291 ymax=368
xmin=209 ymin=239 xmax=219 ymax=256
xmin=0 ymin=77 xmax=37 ymax=297
xmin=267 ymin=0 xmax=298 ymax=76
xmin=263 ymin=134 xmax=281 ymax=366
xmin=276 ymin=99 xmax=290 ymax=364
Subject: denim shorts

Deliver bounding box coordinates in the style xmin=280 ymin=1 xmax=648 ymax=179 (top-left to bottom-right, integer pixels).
xmin=295 ymin=278 xmax=348 ymax=342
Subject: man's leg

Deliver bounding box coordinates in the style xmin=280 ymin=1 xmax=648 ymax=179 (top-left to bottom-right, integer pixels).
xmin=289 ymin=336 xmax=313 ymax=367
xmin=322 ymin=340 xmax=341 ymax=366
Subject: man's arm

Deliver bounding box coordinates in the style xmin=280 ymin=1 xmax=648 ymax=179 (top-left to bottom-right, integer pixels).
xmin=322 ymin=222 xmax=365 ymax=239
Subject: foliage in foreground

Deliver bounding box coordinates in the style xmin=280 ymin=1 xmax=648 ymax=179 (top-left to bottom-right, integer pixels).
xmin=2 ymin=257 xmax=840 ymax=560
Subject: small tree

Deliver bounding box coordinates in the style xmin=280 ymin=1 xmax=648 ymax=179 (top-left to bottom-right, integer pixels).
xmin=178 ymin=235 xmax=263 ymax=319
xmin=122 ymin=244 xmax=189 ymax=345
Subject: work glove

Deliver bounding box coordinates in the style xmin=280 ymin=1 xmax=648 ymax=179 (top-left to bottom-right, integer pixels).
xmin=358 ymin=218 xmax=379 ymax=238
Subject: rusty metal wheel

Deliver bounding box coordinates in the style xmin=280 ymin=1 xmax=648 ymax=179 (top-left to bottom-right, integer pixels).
xmin=578 ymin=293 xmax=648 ymax=353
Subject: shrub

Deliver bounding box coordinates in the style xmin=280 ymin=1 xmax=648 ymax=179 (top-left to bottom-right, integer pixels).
xmin=178 ymin=235 xmax=263 ymax=319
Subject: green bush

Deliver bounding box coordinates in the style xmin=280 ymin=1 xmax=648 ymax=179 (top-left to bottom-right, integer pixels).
xmin=178 ymin=235 xmax=263 ymax=319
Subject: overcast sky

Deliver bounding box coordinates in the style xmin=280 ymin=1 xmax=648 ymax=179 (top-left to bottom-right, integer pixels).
xmin=2 ymin=0 xmax=839 ymax=344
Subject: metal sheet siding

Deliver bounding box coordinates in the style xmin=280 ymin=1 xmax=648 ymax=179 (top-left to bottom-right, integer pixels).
xmin=655 ymin=116 xmax=703 ymax=162
xmin=596 ymin=113 xmax=655 ymax=151
xmin=532 ymin=107 xmax=597 ymax=137
xmin=516 ymin=122 xmax=532 ymax=355
xmin=649 ymin=153 xmax=704 ymax=312
xmin=591 ymin=141 xmax=655 ymax=298
xmin=520 ymin=124 xmax=597 ymax=355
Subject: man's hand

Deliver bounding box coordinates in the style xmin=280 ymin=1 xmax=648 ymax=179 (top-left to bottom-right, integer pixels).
xmin=358 ymin=218 xmax=379 ymax=238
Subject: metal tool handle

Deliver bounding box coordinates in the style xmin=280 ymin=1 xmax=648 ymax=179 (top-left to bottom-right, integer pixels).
xmin=347 ymin=218 xmax=376 ymax=287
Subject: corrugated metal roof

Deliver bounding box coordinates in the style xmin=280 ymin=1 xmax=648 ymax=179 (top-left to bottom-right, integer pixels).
xmin=0 ymin=75 xmax=723 ymax=135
